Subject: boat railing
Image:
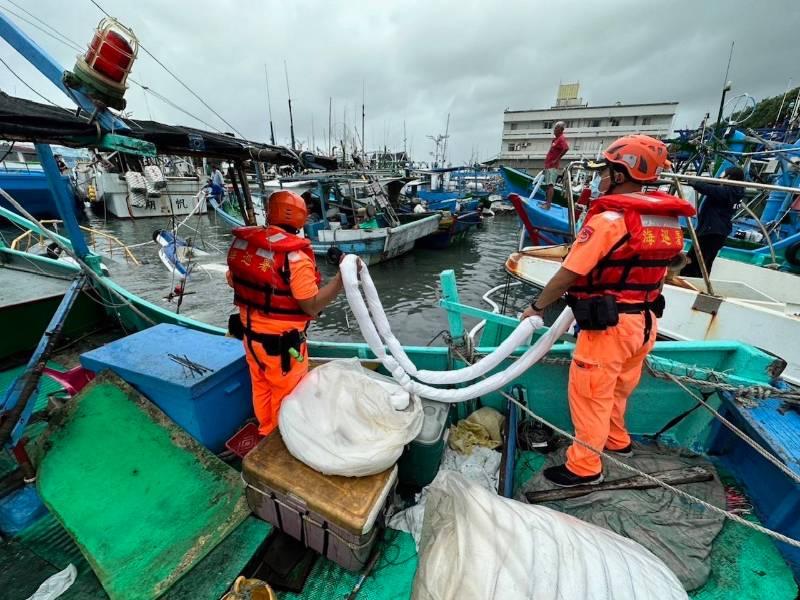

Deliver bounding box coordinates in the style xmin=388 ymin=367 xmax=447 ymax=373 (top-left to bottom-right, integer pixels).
xmin=11 ymin=220 xmax=140 ymax=265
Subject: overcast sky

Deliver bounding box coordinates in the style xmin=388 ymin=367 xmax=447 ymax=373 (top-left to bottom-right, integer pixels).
xmin=0 ymin=0 xmax=798 ymax=163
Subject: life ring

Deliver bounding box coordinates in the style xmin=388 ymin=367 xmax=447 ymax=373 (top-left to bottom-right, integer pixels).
xmin=785 ymin=241 xmax=800 ymax=268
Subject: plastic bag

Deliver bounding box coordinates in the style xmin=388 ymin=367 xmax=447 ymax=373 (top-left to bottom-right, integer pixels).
xmin=279 ymin=359 xmax=423 ymax=477
xmin=413 ymin=472 xmax=688 ymax=600
xmin=26 ymin=564 xmax=77 ymax=600
xmin=448 ymin=407 xmax=505 ymax=454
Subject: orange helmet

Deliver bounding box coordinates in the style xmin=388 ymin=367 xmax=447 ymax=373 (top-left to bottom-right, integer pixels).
xmin=591 ymin=134 xmax=671 ymax=182
xmin=267 ymin=190 xmax=307 ymax=229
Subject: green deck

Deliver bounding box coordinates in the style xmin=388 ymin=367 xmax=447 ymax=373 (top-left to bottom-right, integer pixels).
xmin=513 ymin=452 xmax=797 ymax=599
xmin=35 ymin=374 xmax=253 ymax=600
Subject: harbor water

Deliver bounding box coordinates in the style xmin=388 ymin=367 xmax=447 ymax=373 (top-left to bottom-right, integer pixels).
xmin=47 ymin=210 xmax=527 ymax=345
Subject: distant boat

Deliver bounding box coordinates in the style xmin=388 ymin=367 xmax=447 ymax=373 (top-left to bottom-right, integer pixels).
xmin=209 ymin=177 xmax=441 ymax=265
xmin=0 ymin=165 xmax=82 ymax=220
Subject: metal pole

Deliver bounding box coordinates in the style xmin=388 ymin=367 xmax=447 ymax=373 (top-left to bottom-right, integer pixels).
xmin=673 ymin=177 xmax=714 ymax=296
xmin=661 ymin=172 xmax=800 ymax=195
xmin=564 ymin=161 xmax=578 ymax=238
xmin=284 ymin=61 xmax=295 ymax=150
xmin=236 ymin=161 xmax=257 ymax=226
xmin=35 ymin=144 xmax=91 ymax=260
xmin=361 ymin=81 xmax=366 ymax=163
xmin=264 ymin=64 xmax=276 ymax=145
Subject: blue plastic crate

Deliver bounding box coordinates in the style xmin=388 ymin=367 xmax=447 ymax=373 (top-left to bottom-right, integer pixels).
xmin=0 ymin=484 xmax=48 ymax=536
xmin=80 ymin=324 xmax=253 ymax=452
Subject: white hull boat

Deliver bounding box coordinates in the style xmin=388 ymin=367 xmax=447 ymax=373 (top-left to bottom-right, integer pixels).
xmin=506 ymin=246 xmax=800 ymax=385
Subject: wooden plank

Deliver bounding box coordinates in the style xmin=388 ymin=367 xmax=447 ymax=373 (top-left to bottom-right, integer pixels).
xmin=525 ymin=466 xmax=713 ymax=503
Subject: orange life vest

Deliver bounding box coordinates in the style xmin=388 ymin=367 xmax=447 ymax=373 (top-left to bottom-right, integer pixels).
xmin=568 ymin=191 xmax=696 ymax=304
xmin=227 ymin=225 xmax=321 ymax=321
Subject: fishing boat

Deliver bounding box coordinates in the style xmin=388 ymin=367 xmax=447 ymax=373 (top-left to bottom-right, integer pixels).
xmin=505 ymin=244 xmax=800 ymax=385
xmin=413 ymin=208 xmax=483 ymax=249
xmin=0 ymin=160 xmax=83 ymax=220
xmin=2 ymin=11 xmax=799 ymax=599
xmin=211 ymin=175 xmax=442 ymax=265
xmin=82 ymin=156 xmax=207 ymax=219
xmin=2 ymin=211 xmax=800 ymax=598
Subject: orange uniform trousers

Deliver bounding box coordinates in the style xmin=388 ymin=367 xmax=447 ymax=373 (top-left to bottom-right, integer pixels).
xmin=565 ymin=312 xmax=657 ymax=476
xmin=242 ymin=331 xmax=309 ymax=437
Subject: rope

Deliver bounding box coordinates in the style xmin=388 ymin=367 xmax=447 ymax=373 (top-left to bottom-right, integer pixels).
xmin=0 ymin=55 xmax=62 ymax=107
xmin=664 ymin=374 xmax=800 ymax=485
xmin=447 ymin=346 xmax=800 ymax=549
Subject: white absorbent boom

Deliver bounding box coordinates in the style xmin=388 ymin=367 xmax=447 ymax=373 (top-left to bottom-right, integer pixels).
xmin=339 ymin=254 xmax=574 ymax=402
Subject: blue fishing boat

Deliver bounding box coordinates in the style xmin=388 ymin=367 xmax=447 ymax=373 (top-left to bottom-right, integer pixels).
xmin=413 ymin=208 xmax=483 ymax=249
xmin=0 ymin=166 xmax=82 ymax=220
xmin=210 ymin=177 xmax=441 ymax=265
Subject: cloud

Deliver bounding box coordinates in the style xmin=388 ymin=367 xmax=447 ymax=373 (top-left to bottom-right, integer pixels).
xmin=0 ymin=0 xmax=797 ymax=163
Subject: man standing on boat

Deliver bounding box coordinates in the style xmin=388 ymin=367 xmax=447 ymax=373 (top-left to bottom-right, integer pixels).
xmin=681 ymin=166 xmax=745 ymax=278
xmin=542 ymin=121 xmax=569 ymax=210
xmin=209 ymin=163 xmax=225 ymax=204
xmin=226 ymin=190 xmax=346 ymax=436
xmin=521 ymin=135 xmax=695 ymax=487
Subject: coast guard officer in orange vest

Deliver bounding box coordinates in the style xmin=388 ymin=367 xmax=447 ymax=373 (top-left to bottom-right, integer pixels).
xmin=226 ymin=190 xmax=345 ymax=436
xmin=521 ymin=135 xmax=696 ymax=487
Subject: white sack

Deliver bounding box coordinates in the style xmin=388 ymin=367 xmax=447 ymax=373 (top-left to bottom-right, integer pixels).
xmin=279 ymin=358 xmax=424 ymax=477
xmin=413 ymin=472 xmax=688 ymax=600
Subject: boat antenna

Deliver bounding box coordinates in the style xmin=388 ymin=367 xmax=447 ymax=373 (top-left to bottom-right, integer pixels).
xmin=284 ymin=60 xmax=296 ymax=150
xmin=328 ymin=97 xmax=333 ymax=157
xmin=774 ymin=78 xmax=793 ymax=127
xmin=362 ymin=81 xmax=366 ymax=164
xmin=264 ymin=64 xmax=276 ymax=145
xmin=403 ymin=120 xmax=407 ymax=159
xmin=311 ymin=114 xmax=316 ymax=153
xmin=441 ymin=113 xmax=450 ymax=166
xmin=714 ymin=41 xmax=734 ymax=130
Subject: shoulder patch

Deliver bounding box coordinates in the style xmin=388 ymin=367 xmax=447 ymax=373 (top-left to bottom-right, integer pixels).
xmin=287 ymin=250 xmax=306 ymax=263
xmin=576 ymin=226 xmax=594 ymax=243
xmin=602 ymin=211 xmax=623 ymax=221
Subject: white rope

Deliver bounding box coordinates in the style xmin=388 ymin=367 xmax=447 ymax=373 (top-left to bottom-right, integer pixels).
xmin=340 ymin=254 xmax=573 ymax=402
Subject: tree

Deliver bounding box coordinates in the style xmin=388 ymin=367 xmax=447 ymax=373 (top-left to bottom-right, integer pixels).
xmin=729 ymin=87 xmax=800 ymax=128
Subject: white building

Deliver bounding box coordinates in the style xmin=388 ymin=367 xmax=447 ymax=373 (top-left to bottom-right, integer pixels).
xmin=497 ymin=83 xmax=678 ymax=170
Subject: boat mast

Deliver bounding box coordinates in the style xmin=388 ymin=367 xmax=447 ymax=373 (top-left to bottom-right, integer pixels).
xmin=284 ymin=60 xmax=296 ymax=150
xmin=264 ymin=64 xmax=276 ymax=145
xmin=362 ymin=81 xmax=366 ymax=164
xmin=328 ymin=97 xmax=332 ymax=156
xmin=441 ymin=112 xmax=450 ymax=166
xmin=311 ymin=114 xmax=315 ymax=153
xmin=403 ymin=120 xmax=407 ymax=159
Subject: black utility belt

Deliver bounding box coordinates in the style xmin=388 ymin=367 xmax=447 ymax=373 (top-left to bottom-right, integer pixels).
xmin=228 ymin=314 xmax=307 ymax=373
xmin=565 ymin=294 xmax=665 ymax=331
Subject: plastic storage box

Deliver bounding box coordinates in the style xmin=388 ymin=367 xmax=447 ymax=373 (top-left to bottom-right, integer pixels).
xmin=80 ymin=324 xmax=252 ymax=452
xmin=242 ymin=431 xmax=396 ymax=572
xmin=398 ymin=398 xmax=450 ymax=487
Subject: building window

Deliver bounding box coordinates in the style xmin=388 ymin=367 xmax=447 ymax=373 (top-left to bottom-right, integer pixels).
xmin=642 ymin=117 xmax=652 ymax=126
xmin=632 ymin=116 xmax=638 ymax=126
xmin=507 ymin=144 xmax=515 ymax=151
xmin=543 ymin=121 xmax=553 ymax=129
xmin=590 ymin=119 xmax=600 ymax=127
xmin=610 ymin=118 xmax=620 ymax=127
xmin=510 ymin=123 xmax=518 ymax=130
